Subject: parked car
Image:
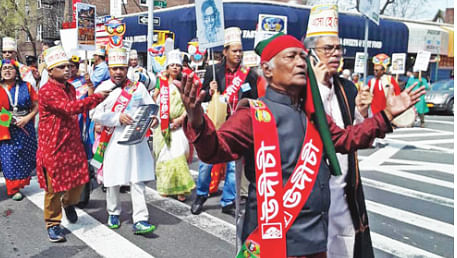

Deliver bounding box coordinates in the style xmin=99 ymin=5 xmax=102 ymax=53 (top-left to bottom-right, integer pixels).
xmin=425 ymin=79 xmax=454 ymax=114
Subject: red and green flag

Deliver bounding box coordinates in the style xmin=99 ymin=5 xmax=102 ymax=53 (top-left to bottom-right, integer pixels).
xmin=0 ymin=107 xmax=12 ymax=128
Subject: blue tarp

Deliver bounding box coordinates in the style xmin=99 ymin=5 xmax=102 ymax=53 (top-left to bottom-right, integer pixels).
xmin=123 ymin=2 xmax=408 ymax=57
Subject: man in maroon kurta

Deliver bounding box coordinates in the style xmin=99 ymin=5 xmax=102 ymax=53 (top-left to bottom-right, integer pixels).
xmin=37 ymin=46 xmax=109 ymax=242
xmin=178 ymin=34 xmax=424 ymax=257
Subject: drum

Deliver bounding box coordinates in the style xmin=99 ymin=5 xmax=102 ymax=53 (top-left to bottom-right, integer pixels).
xmin=392 ymin=107 xmax=416 ymax=128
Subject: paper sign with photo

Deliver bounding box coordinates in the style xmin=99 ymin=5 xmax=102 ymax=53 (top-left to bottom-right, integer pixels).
xmin=354 ymin=52 xmax=366 ymax=74
xmin=391 ymin=53 xmax=407 ymax=74
xmin=76 ymin=3 xmax=96 ymax=50
xmin=195 ymin=0 xmax=225 ymax=49
xmin=254 ymin=14 xmax=287 ymax=48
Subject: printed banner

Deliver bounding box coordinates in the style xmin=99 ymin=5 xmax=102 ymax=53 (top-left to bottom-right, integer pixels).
xmin=254 ymin=14 xmax=287 ymax=49
xmin=76 ymin=3 xmax=96 ymax=51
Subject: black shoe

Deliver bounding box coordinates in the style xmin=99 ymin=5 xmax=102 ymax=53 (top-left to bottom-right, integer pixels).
xmin=120 ymin=185 xmax=130 ymax=193
xmin=190 ymin=195 xmax=207 ymax=215
xmin=64 ymin=205 xmax=78 ymax=223
xmin=221 ymin=203 xmax=235 ymax=216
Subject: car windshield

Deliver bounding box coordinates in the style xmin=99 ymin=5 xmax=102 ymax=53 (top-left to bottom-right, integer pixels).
xmin=431 ymin=80 xmax=454 ymax=91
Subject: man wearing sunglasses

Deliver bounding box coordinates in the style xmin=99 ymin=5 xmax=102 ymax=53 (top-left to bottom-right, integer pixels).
xmin=2 ymin=37 xmax=37 ymax=90
xmin=304 ymin=4 xmax=374 ymax=257
xmin=368 ymin=53 xmax=401 ymax=114
xmin=37 ymin=46 xmax=109 ymax=243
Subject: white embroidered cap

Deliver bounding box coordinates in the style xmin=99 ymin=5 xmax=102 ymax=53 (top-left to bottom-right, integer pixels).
xmin=224 ymin=27 xmax=242 ymax=47
xmin=129 ymin=49 xmax=138 ymax=59
xmin=305 ymin=4 xmax=339 ymax=38
xmin=3 ymin=37 xmax=17 ymax=52
xmin=43 ymin=45 xmax=70 ymax=69
xmin=166 ymin=50 xmax=182 ymax=67
xmin=108 ymin=48 xmax=128 ymax=67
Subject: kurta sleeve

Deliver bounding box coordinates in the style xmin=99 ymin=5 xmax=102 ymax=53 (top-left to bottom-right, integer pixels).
xmin=39 ymin=86 xmax=105 ymax=116
xmin=91 ymin=91 xmax=121 ymax=127
xmin=183 ymin=106 xmax=253 ymax=164
xmin=329 ymin=111 xmax=393 ymax=154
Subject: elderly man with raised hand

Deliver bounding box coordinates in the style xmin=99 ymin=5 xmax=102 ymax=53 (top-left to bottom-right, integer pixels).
xmin=177 ymin=33 xmax=424 ymax=258
xmin=85 ymin=46 xmax=110 ymax=92
xmin=304 ymin=4 xmax=375 ymax=257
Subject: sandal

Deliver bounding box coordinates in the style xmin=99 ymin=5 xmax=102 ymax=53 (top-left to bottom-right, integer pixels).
xmin=177 ymin=195 xmax=186 ymax=202
xmin=11 ymin=192 xmax=24 ymax=201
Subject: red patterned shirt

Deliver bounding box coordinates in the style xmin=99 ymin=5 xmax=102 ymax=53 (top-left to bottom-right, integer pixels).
xmin=36 ymin=78 xmax=105 ymax=192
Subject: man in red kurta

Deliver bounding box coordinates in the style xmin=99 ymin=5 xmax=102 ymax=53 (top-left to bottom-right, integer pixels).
xmin=37 ymin=46 xmax=109 ymax=243
xmin=368 ymin=54 xmax=401 ymax=114
xmin=178 ymin=34 xmax=424 ymax=257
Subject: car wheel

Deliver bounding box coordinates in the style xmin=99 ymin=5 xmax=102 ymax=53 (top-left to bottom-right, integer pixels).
xmin=447 ymin=99 xmax=454 ymax=115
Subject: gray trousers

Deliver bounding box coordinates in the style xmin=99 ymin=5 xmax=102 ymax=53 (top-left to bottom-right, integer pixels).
xmin=106 ymin=182 xmax=149 ymax=223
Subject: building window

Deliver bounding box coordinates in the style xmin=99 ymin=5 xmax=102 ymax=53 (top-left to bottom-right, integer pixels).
xmin=37 ymin=24 xmax=43 ymax=41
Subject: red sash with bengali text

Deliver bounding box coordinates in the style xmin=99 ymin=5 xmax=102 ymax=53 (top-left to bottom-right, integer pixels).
xmin=223 ymin=66 xmax=250 ymax=113
xmin=159 ymin=76 xmax=170 ymax=132
xmin=236 ymin=100 xmax=323 ymax=258
xmin=91 ymin=80 xmax=138 ymax=169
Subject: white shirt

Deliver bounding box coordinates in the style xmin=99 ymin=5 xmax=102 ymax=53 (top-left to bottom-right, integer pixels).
xmin=319 ymin=79 xmax=364 ymax=257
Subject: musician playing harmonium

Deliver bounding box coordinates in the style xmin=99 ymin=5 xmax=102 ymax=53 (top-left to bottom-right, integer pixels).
xmin=92 ymin=48 xmax=158 ymax=235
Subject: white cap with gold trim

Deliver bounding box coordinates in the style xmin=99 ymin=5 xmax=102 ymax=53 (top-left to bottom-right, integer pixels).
xmin=2 ymin=37 xmax=17 ymax=52
xmin=43 ymin=45 xmax=70 ymax=70
xmin=224 ymin=27 xmax=242 ymax=47
xmin=108 ymin=48 xmax=128 ymax=67
xmin=305 ymin=4 xmax=339 ymax=38
xmin=129 ymin=49 xmax=138 ymax=59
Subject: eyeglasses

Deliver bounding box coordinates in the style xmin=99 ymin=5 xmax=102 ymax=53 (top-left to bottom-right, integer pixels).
xmin=314 ymin=44 xmax=342 ymax=56
xmin=54 ymin=64 xmax=71 ymax=70
xmin=1 ymin=66 xmax=15 ymax=71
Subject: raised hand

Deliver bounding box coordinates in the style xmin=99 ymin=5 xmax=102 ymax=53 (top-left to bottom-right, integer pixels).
xmin=174 ymin=73 xmax=207 ymax=129
xmin=356 ymin=85 xmax=373 ymax=118
xmin=385 ymin=82 xmax=425 ymax=119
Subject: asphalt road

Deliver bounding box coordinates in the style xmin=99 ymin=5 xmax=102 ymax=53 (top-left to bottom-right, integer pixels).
xmin=0 ymin=114 xmax=453 ymax=258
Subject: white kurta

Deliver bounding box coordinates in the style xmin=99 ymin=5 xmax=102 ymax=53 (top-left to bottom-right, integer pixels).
xmin=319 ymin=79 xmax=364 ymax=258
xmin=92 ymin=80 xmax=156 ymax=187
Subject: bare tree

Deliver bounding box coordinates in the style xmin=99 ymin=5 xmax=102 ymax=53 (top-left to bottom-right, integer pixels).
xmin=380 ymin=0 xmax=428 ymax=18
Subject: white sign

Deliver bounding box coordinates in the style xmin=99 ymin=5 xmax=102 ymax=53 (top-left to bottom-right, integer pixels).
xmin=110 ymin=0 xmax=122 ymax=17
xmin=358 ymin=0 xmax=380 ymax=25
xmin=354 ymin=52 xmax=366 ymax=74
xmin=195 ymin=0 xmax=225 ymax=49
xmin=413 ymin=51 xmax=431 ymax=72
xmin=243 ymin=51 xmax=260 ymax=67
xmin=254 ymin=14 xmax=287 ymax=48
xmin=391 ymin=53 xmax=406 ymax=74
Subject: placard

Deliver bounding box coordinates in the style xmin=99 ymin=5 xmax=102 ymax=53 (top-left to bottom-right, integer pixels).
xmin=391 ymin=53 xmax=406 ymax=74
xmin=254 ymin=14 xmax=287 ymax=48
xmin=195 ymin=0 xmax=225 ymax=48
xmin=358 ymin=0 xmax=380 ymax=25
xmin=76 ymin=3 xmax=96 ymax=51
xmin=413 ymin=51 xmax=431 ymax=72
xmin=354 ymin=52 xmax=366 ymax=74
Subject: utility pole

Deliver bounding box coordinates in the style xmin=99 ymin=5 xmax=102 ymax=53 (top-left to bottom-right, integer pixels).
xmin=147 ymin=0 xmax=154 ymax=73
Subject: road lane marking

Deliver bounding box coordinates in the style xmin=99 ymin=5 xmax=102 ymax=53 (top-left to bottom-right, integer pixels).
xmin=363 ymin=166 xmax=454 ymax=189
xmin=143 ymin=185 xmax=237 ymax=246
xmin=366 ymin=200 xmax=453 ymax=237
xmin=425 ymin=119 xmax=454 ymax=125
xmin=2 ymin=178 xmax=154 ymax=258
xmin=362 ymin=177 xmax=453 ymax=208
xmin=386 ymin=132 xmax=453 ymax=139
xmin=371 ymin=232 xmax=445 ymax=258
xmin=383 ymin=138 xmax=453 ymax=153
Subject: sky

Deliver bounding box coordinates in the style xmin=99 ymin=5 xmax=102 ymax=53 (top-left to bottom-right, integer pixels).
xmin=420 ymin=0 xmax=454 ymax=20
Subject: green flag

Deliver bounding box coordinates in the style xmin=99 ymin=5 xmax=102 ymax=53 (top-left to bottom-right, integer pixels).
xmin=0 ymin=107 xmax=12 ymax=128
xmin=306 ymin=57 xmax=342 ymax=176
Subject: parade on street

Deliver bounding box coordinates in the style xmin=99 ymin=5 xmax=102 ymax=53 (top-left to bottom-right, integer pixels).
xmin=0 ymin=0 xmax=454 ymax=257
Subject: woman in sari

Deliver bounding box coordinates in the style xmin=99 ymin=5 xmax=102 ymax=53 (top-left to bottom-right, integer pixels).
xmin=153 ymin=50 xmax=195 ymax=201
xmin=0 ymin=60 xmax=38 ymax=200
